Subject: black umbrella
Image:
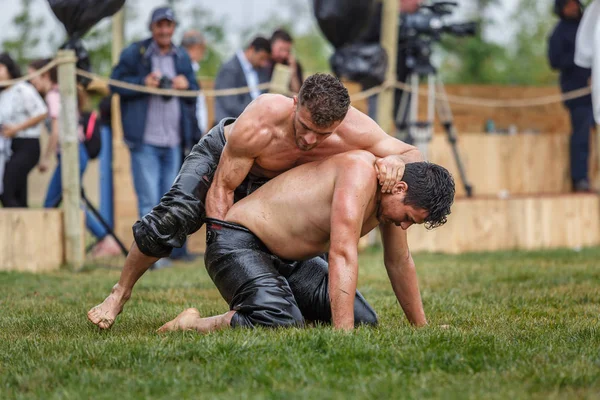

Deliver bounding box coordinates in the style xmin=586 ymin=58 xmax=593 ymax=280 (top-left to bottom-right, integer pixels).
xmin=313 ymin=0 xmax=377 ymax=49
xmin=48 ymin=0 xmax=126 ymax=38
xmin=47 ymin=0 xmax=125 ymax=86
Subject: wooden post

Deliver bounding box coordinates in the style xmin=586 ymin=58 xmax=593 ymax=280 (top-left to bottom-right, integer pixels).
xmin=57 ymin=49 xmax=84 ymax=269
xmin=111 ymin=9 xmax=125 ymax=66
xmin=376 ymin=0 xmax=400 ymax=133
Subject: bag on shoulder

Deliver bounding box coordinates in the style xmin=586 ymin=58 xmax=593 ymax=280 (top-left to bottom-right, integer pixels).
xmin=80 ymin=110 xmax=101 ymax=159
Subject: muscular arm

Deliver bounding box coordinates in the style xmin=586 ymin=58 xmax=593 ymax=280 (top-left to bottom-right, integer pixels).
xmin=340 ymin=108 xmax=423 ymax=192
xmin=379 ymin=223 xmax=427 ymax=327
xmin=205 ymin=101 xmax=272 ymax=219
xmin=343 ymin=109 xmax=423 ymax=162
xmin=328 ymin=159 xmax=376 ymax=330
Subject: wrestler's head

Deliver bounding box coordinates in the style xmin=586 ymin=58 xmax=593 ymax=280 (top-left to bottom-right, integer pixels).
xmin=293 ymin=73 xmax=350 ymax=151
xmin=377 ymin=162 xmax=455 ymax=230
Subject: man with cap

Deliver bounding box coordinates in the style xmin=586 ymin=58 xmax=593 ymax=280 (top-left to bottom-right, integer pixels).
xmin=548 ymin=0 xmax=595 ymax=192
xmin=110 ymin=6 xmax=200 ymax=265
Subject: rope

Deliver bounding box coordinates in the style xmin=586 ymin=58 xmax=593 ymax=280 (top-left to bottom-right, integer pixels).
xmin=76 ymin=69 xmax=273 ymax=98
xmin=73 ymin=63 xmax=593 ymax=108
xmin=0 ymin=54 xmax=591 ymax=108
xmin=391 ymin=80 xmax=593 ymax=108
xmin=0 ymin=58 xmax=65 ymax=88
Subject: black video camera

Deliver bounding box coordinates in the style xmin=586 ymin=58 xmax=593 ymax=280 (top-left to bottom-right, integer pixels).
xmin=400 ymin=1 xmax=477 ymax=39
xmin=399 ymin=1 xmax=477 ymax=74
xmin=158 ymin=76 xmax=173 ymax=101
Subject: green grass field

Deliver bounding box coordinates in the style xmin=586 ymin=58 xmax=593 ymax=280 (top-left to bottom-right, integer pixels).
xmin=1 ymin=247 xmax=599 ymax=399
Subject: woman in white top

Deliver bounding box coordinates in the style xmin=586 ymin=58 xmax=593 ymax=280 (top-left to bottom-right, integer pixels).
xmin=0 ymin=53 xmax=48 ymax=207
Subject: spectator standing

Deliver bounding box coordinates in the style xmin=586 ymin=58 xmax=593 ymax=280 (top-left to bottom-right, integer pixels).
xmin=181 ymin=30 xmax=209 ymax=142
xmin=0 ymin=52 xmax=47 ymax=208
xmin=214 ymin=37 xmax=271 ymax=121
xmin=548 ymin=0 xmax=595 ymax=192
xmin=29 ymin=58 xmax=121 ymax=258
xmin=110 ymin=6 xmax=199 ymax=267
xmin=575 ymin=0 xmax=600 ymax=125
xmin=266 ymin=29 xmax=304 ymax=94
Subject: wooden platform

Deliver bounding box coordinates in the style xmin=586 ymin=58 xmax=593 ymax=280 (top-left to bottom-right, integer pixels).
xmin=407 ymin=193 xmax=600 ymax=254
xmin=0 ymin=209 xmax=65 ymax=272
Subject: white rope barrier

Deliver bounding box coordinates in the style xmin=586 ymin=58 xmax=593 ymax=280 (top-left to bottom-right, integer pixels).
xmin=1 ymin=56 xmax=590 ymax=108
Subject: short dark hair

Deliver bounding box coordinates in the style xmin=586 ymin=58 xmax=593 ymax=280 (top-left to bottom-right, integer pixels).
xmin=270 ymin=29 xmax=293 ymax=44
xmin=297 ymin=73 xmax=351 ymax=127
xmin=0 ymin=52 xmax=22 ymax=80
xmin=29 ymin=58 xmax=57 ymax=83
xmin=248 ymin=37 xmax=272 ymax=54
xmin=402 ymin=162 xmax=455 ymax=229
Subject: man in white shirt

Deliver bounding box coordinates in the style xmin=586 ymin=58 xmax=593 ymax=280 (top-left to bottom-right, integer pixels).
xmin=181 ymin=30 xmax=209 ymax=139
xmin=214 ymin=37 xmax=271 ymax=121
xmin=575 ymin=0 xmax=600 ymax=124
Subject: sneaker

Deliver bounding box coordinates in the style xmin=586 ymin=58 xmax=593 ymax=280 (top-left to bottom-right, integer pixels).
xmin=573 ymin=179 xmax=591 ymax=193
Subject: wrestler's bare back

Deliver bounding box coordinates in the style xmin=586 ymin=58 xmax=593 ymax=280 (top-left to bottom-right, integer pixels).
xmin=225 ymin=151 xmax=381 ymax=260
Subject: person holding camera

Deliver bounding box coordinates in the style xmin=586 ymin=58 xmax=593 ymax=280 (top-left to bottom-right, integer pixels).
xmin=110 ymin=6 xmax=199 ymax=267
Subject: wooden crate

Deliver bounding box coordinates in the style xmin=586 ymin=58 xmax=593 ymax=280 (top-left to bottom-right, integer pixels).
xmin=408 ymin=193 xmax=600 ymax=254
xmin=0 ymin=209 xmax=65 ymax=272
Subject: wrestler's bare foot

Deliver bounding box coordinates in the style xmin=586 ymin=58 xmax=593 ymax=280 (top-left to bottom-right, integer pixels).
xmin=87 ymin=284 xmax=131 ymax=329
xmin=157 ymin=308 xmax=202 ymax=333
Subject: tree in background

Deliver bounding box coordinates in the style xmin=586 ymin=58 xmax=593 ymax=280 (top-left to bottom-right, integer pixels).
xmin=438 ymin=0 xmax=509 ymax=84
xmin=1 ymin=0 xmax=44 ymax=67
xmin=439 ymin=0 xmax=558 ymax=85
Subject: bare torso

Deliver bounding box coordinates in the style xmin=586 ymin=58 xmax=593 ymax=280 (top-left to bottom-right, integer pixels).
xmin=226 ymin=151 xmax=381 ymax=260
xmin=222 ymin=95 xmax=387 ymax=179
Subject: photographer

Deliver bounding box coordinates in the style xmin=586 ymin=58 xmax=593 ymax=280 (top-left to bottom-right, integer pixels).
xmin=110 ymin=6 xmax=199 ymax=267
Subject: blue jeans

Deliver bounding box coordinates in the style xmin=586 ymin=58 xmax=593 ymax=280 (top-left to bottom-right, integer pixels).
xmin=44 ymin=142 xmax=108 ymax=240
xmin=129 ymin=143 xmax=182 ymax=219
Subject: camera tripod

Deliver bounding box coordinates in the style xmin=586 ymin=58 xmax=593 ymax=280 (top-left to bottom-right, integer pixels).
xmin=396 ymin=70 xmax=473 ymax=197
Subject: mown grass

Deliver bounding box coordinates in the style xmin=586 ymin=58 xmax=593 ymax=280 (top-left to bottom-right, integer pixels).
xmin=1 ymin=247 xmax=599 ymax=399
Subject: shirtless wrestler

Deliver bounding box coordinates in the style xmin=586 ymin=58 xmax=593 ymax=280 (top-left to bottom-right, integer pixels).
xmin=158 ymin=151 xmax=455 ymax=332
xmin=88 ymin=73 xmax=423 ymax=329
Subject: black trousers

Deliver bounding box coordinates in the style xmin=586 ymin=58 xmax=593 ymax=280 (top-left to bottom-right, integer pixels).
xmin=567 ymin=105 xmax=595 ymax=183
xmin=133 ymin=118 xmax=271 ymax=258
xmin=1 ymin=138 xmax=40 ymax=208
xmin=204 ymin=219 xmax=378 ymax=329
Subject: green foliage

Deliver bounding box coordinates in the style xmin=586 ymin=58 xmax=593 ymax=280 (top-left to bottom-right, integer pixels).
xmin=1 ymin=247 xmax=600 ymax=398
xmin=439 ymin=0 xmax=560 ymax=85
xmin=83 ymin=21 xmax=113 ymax=77
xmin=1 ymin=0 xmax=44 ymax=67
xmin=182 ymin=4 xmax=227 ymax=78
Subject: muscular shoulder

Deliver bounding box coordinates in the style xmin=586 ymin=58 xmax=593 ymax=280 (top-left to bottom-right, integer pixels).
xmin=227 ymin=94 xmax=292 ymax=155
xmin=333 ymin=150 xmax=377 ymax=184
xmin=335 ymin=107 xmax=385 ymax=144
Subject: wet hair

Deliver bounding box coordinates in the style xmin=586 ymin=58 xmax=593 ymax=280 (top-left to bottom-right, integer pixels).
xmin=248 ymin=37 xmax=272 ymax=54
xmin=29 ymin=58 xmax=57 ymax=84
xmin=297 ymin=73 xmax=350 ymax=127
xmin=270 ymin=29 xmax=293 ymax=44
xmin=0 ymin=52 xmax=22 ymax=80
xmin=402 ymin=162 xmax=455 ymax=229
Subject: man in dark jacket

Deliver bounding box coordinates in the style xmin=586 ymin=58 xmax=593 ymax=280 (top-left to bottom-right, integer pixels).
xmin=110 ymin=6 xmax=199 ymax=264
xmin=214 ymin=37 xmax=271 ymax=121
xmin=548 ymin=0 xmax=595 ymax=192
